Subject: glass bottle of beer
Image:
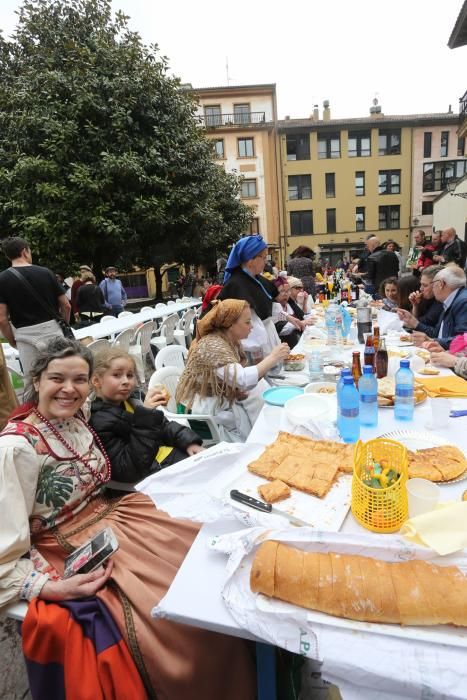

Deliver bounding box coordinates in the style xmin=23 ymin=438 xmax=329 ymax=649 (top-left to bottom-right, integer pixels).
xmin=373 ymin=324 xmax=380 ymax=351
xmin=364 ymin=334 xmax=376 ymax=371
xmin=351 ymin=351 xmax=362 ymax=387
xmin=375 ymin=336 xmax=389 ymax=378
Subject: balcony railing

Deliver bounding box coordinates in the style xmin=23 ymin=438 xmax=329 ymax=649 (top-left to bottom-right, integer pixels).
xmin=200 ymin=111 xmax=266 ymax=128
xmin=460 ymin=90 xmax=467 ymax=119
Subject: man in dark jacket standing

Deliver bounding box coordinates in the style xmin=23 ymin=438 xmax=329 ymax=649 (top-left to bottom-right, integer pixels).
xmin=433 ymin=227 xmax=466 ymax=268
xmin=363 ymin=237 xmax=399 ymax=296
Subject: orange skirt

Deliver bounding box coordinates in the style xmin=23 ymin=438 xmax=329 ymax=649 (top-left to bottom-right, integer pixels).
xmin=32 ymin=493 xmax=255 ymax=700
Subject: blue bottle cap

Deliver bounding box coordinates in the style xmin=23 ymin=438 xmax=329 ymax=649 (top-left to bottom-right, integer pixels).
xmin=362 ymin=365 xmax=373 ymax=374
xmin=341 ymin=368 xmax=351 ymax=377
xmin=343 ymin=376 xmax=354 ymax=384
xmin=400 ymin=359 xmax=410 ymax=368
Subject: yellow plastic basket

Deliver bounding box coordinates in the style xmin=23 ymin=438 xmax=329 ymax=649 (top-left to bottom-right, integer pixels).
xmin=351 ymin=438 xmax=408 ymax=533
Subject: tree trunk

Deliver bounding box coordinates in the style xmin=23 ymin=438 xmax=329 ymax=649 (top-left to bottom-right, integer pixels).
xmin=154 ymin=263 xmax=163 ymax=302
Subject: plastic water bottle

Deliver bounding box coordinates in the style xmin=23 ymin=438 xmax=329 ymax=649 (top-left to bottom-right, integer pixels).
xmin=337 ymin=368 xmax=351 ymax=433
xmin=308 ymin=349 xmax=323 ymax=380
xmin=339 ymin=376 xmax=360 ymax=443
xmin=394 ymin=359 xmax=414 ymax=421
xmin=325 ymin=301 xmax=338 ymax=346
xmin=359 ymin=365 xmax=378 ymax=427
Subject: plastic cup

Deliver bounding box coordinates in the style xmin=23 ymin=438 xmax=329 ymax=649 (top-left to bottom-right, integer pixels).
xmin=406 ymin=478 xmax=440 ymax=518
xmin=426 ymin=397 xmax=452 ymax=429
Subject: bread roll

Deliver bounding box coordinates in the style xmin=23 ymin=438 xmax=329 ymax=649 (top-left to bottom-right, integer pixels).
xmin=250 ymin=541 xmax=467 ymax=626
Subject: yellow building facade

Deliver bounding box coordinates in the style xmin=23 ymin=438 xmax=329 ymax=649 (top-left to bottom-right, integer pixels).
xmin=279 ymin=107 xmax=414 ymax=264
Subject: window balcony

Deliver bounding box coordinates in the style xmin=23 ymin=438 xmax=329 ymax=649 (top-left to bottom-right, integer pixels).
xmin=200 ymin=112 xmax=267 ymax=128
xmin=459 ymin=90 xmax=467 ymax=139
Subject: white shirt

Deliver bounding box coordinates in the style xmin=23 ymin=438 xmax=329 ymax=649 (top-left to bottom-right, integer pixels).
xmin=438 ymin=288 xmax=458 ymax=339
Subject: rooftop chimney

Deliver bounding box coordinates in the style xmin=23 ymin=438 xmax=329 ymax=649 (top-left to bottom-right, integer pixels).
xmin=370 ymin=97 xmax=383 ymax=118
xmin=313 ymin=104 xmax=319 ymax=121
xmin=323 ymin=100 xmax=331 ymax=121
xmin=285 ymin=115 xmax=290 ymax=120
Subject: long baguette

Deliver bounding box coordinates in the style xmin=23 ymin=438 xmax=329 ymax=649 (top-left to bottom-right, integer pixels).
xmin=250 ymin=541 xmax=467 ymax=626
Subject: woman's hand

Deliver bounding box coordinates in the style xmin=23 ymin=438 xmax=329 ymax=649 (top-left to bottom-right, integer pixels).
xmin=39 ymin=561 xmax=114 ymax=601
xmin=422 ymin=340 xmax=443 ymax=352
xmin=270 ymin=343 xmax=291 ymax=363
xmin=144 ymin=387 xmax=168 ymax=409
xmin=430 ymin=351 xmax=457 ymax=368
xmin=409 ymin=291 xmax=422 ymax=306
xmin=186 ymin=444 xmax=204 ymax=456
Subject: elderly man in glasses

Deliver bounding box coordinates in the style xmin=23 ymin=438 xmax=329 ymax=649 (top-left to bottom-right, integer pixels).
xmin=397 ymin=265 xmax=467 ymax=348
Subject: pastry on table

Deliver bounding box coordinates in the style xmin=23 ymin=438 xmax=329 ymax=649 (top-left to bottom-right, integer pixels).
xmin=258 ymin=479 xmax=291 ymax=504
xmin=418 ymin=366 xmax=440 ymax=375
xmin=250 ymin=541 xmax=467 ymax=626
xmin=408 ymin=445 xmax=467 ymax=481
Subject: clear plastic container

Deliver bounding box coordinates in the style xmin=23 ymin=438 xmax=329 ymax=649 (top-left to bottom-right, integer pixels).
xmin=394 ymin=359 xmax=414 ymax=421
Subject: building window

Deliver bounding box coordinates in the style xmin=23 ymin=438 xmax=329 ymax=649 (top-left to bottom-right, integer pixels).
xmin=288 ymin=175 xmax=312 ymax=200
xmin=290 ymin=210 xmax=313 ymax=235
xmin=325 ymin=173 xmax=335 ymax=197
xmin=213 ymin=139 xmax=224 ymax=158
xmin=204 ymin=105 xmax=222 ymax=127
xmin=348 ymin=131 xmax=371 ymax=157
xmin=326 ymin=208 xmax=336 ymax=233
xmin=241 ymin=179 xmax=257 ymax=198
xmin=378 ymin=128 xmax=401 ymax=155
xmin=286 ymin=134 xmax=310 ymax=160
xmin=440 ymin=131 xmax=449 ymax=158
xmin=421 ymin=201 xmax=433 ymax=215
xmin=234 ymin=103 xmax=250 ymax=125
xmin=237 ymin=138 xmax=254 ymax=157
xmin=423 ymin=132 xmax=432 ymax=158
xmin=247 ymin=217 xmax=259 ymax=234
xmin=318 ymin=132 xmax=340 ymax=159
xmin=379 ymin=205 xmax=400 ymax=230
xmin=355 ymin=171 xmax=365 ymax=196
xmin=378 ymin=169 xmax=401 ymax=195
xmin=458 ymin=137 xmax=466 ymax=156
xmin=356 ymin=207 xmax=365 ymax=231
xmin=423 ymin=159 xmax=467 ymax=191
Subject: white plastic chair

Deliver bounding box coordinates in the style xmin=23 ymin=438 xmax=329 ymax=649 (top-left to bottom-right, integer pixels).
xmin=118 ymin=310 xmax=134 ymax=318
xmin=86 ymin=338 xmax=111 ymax=354
xmin=129 ymin=321 xmax=156 ymax=380
xmin=100 ymin=315 xmax=115 ymax=323
xmin=167 ymin=300 xmax=176 ymax=305
xmin=154 ymin=344 xmax=188 ymax=370
xmin=177 ymin=308 xmax=196 ymax=347
xmin=112 ymin=327 xmax=135 ymax=352
xmin=148 ymin=366 xmax=183 ymax=413
xmin=7 ymin=365 xmax=25 ymax=403
xmin=141 ymin=306 xmax=155 ymax=313
xmin=150 ymin=313 xmax=182 ymax=352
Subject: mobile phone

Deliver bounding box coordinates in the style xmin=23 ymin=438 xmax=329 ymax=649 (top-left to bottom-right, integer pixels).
xmin=63 ymin=527 xmax=118 ymax=578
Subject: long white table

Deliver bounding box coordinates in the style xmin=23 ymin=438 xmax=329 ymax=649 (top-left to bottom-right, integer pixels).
xmin=153 ymin=367 xmax=467 ymax=699
xmin=73 ymin=299 xmax=201 ymax=340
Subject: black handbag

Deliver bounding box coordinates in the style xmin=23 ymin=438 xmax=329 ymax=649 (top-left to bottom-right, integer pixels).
xmin=8 ymin=268 xmax=75 ymax=339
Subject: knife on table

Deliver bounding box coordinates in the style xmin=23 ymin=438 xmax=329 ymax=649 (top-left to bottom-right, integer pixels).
xmin=450 ymin=410 xmax=467 ymax=418
xmin=230 ymin=489 xmax=309 ymax=527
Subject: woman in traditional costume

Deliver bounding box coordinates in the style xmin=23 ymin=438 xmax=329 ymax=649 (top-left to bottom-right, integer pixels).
xmin=0 ymin=337 xmax=255 ymax=700
xmin=176 ymin=300 xmax=289 ymax=441
xmin=218 ymin=235 xmax=281 ymax=361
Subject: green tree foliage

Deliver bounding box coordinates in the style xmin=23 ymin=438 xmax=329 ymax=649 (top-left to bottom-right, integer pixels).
xmin=0 ymin=0 xmax=253 ymax=288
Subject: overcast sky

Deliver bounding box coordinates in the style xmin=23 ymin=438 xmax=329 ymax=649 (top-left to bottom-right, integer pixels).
xmin=1 ymin=0 xmax=466 ymax=120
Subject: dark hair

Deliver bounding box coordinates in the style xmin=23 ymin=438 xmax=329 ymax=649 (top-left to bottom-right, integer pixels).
xmin=379 ymin=276 xmax=399 ymax=298
xmin=25 ymin=337 xmax=93 ymax=403
xmin=397 ymin=275 xmax=420 ymax=311
xmin=384 ymin=239 xmax=401 ymax=252
xmin=291 ymin=245 xmax=315 ymax=259
xmin=2 ymin=236 xmax=30 ymax=260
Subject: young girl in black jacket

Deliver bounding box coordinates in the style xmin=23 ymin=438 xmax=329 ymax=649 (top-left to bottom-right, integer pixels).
xmin=89 ymin=348 xmax=203 ymax=483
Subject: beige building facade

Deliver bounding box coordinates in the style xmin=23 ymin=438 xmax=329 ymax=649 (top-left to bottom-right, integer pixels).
xmin=191 ymin=84 xmax=283 ymax=260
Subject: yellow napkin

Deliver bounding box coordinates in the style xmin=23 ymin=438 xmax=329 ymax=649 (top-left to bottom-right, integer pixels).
xmin=401 ymin=502 xmax=467 ymax=555
xmin=415 ymin=375 xmax=467 ymax=398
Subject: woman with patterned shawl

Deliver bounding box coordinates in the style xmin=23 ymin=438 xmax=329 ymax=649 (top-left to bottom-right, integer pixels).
xmin=0 ymin=337 xmax=255 ymax=700
xmin=176 ymin=299 xmax=289 ymax=441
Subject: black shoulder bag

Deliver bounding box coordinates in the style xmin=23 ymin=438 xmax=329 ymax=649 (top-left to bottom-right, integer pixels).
xmin=8 ymin=268 xmax=75 ymax=339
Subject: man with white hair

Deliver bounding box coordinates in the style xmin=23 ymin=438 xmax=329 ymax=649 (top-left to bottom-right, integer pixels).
xmin=363 ymin=236 xmax=399 ymax=295
xmin=397 ymin=266 xmax=467 ymax=348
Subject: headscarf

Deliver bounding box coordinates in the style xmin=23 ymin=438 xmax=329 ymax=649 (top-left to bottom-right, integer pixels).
xmin=201 ymin=284 xmax=222 ymax=312
xmin=197 ymin=299 xmax=248 ymax=338
xmin=176 ymin=299 xmax=249 ymax=407
xmin=273 ymin=277 xmax=287 ymax=289
xmin=224 ymin=235 xmax=267 ymax=282
xmin=285 ymin=276 xmax=300 ymax=289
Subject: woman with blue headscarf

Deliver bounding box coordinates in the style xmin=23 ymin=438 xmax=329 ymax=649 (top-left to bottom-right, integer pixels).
xmin=219 ymin=235 xmax=284 ymax=362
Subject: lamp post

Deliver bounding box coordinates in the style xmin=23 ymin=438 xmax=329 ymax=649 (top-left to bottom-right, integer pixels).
xmin=446 ymin=179 xmax=467 ymax=199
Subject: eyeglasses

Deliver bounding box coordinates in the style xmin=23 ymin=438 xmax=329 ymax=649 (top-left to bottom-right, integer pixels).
xmin=432 ymin=279 xmax=443 ymax=286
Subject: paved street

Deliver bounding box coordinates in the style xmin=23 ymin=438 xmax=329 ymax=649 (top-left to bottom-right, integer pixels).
xmin=0 ymin=618 xmax=30 ymax=699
